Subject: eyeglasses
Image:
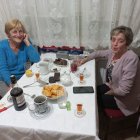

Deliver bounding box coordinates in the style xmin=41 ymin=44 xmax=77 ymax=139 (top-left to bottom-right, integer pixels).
xmin=10 ymin=28 xmax=24 ymax=36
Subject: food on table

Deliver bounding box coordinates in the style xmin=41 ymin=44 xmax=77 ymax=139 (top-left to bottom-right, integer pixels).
xmin=42 ymin=84 xmax=64 ymax=99
xmin=25 ymin=70 xmax=33 ymax=77
xmin=53 ymin=58 xmax=67 ymax=66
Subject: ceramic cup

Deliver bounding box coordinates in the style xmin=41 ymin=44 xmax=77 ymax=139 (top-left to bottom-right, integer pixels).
xmin=34 ymin=95 xmax=48 ymax=114
xmin=38 ymin=61 xmax=50 ymax=75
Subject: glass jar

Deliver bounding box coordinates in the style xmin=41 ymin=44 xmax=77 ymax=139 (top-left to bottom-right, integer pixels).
xmin=10 ymin=87 xmax=26 ymax=111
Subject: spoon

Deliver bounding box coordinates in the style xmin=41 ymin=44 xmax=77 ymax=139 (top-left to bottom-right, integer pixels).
xmin=82 ymin=68 xmax=86 ymax=74
xmin=23 ymin=81 xmax=37 ymax=88
xmin=23 ymin=79 xmax=48 ymax=88
xmin=24 ymin=93 xmax=36 ymax=98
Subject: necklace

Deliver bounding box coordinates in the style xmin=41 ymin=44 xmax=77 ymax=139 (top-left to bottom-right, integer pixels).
xmin=9 ymin=40 xmax=20 ymax=53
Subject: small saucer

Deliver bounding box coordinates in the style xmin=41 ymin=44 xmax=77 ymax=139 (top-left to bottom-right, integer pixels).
xmin=29 ymin=105 xmax=52 ymax=119
xmin=0 ymin=103 xmax=6 ymax=109
xmin=7 ymin=95 xmax=13 ymax=102
xmin=78 ymin=80 xmax=86 ymax=84
xmin=61 ymin=81 xmax=73 ymax=86
xmin=74 ymin=109 xmax=86 ymax=118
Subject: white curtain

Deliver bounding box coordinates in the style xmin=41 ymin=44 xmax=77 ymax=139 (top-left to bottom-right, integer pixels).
xmin=0 ymin=0 xmax=140 ymax=49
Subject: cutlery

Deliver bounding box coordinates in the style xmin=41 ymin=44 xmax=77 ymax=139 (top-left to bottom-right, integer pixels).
xmin=23 ymin=79 xmax=48 ymax=88
xmin=24 ymin=93 xmax=36 ymax=98
xmin=38 ymin=79 xmax=49 ymax=86
xmin=23 ymin=81 xmax=37 ymax=88
xmin=0 ymin=104 xmax=13 ymax=113
xmin=82 ymin=68 xmax=86 ymax=74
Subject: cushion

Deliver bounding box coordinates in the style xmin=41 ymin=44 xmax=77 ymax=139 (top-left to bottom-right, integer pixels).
xmin=104 ymin=108 xmax=125 ymax=118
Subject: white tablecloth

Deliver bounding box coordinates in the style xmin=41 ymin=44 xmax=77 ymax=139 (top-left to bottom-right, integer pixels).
xmin=0 ymin=53 xmax=99 ymax=140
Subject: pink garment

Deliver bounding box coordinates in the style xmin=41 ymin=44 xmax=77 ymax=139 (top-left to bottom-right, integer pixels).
xmin=88 ymin=49 xmax=140 ymax=116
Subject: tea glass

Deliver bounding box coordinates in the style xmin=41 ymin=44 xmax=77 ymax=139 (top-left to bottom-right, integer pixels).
xmin=35 ymin=72 xmax=40 ymax=81
xmin=77 ymin=104 xmax=83 ymax=114
xmin=79 ymin=73 xmax=84 ymax=83
xmin=70 ymin=61 xmax=78 ymax=73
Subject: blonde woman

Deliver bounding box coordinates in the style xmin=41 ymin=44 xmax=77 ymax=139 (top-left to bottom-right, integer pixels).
xmin=0 ymin=19 xmax=40 ymax=98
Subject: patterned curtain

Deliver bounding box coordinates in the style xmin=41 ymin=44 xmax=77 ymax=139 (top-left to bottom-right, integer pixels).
xmin=0 ymin=0 xmax=140 ymax=49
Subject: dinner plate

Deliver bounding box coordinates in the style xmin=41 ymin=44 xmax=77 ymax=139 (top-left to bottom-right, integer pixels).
xmin=53 ymin=58 xmax=68 ymax=67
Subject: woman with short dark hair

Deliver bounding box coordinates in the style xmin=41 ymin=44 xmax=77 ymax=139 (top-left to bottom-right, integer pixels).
xmin=78 ymin=25 xmax=140 ymax=116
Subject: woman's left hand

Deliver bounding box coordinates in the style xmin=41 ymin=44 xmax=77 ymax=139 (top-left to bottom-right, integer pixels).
xmin=105 ymin=89 xmax=115 ymax=95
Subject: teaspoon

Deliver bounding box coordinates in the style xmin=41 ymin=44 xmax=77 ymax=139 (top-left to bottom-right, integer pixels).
xmin=24 ymin=93 xmax=36 ymax=99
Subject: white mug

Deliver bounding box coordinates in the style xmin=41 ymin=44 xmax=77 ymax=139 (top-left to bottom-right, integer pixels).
xmin=38 ymin=61 xmax=50 ymax=75
xmin=34 ymin=95 xmax=48 ymax=114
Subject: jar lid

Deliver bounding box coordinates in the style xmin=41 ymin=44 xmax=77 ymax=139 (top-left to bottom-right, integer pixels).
xmin=10 ymin=87 xmax=23 ymax=97
xmin=10 ymin=75 xmax=17 ymax=84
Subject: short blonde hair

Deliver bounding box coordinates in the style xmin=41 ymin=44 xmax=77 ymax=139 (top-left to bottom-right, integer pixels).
xmin=5 ymin=19 xmax=26 ymax=34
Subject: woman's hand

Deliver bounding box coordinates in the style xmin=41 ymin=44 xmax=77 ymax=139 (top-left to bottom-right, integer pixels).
xmin=105 ymin=82 xmax=115 ymax=95
xmin=74 ymin=59 xmax=83 ymax=66
xmin=105 ymin=89 xmax=115 ymax=95
xmin=76 ymin=57 xmax=88 ymax=66
xmin=23 ymin=33 xmax=31 ymax=46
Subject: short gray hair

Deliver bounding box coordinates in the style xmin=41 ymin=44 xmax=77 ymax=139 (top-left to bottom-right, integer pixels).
xmin=110 ymin=26 xmax=133 ymax=46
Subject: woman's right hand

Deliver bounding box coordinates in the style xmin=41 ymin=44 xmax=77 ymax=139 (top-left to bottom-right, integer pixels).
xmin=23 ymin=33 xmax=31 ymax=46
xmin=73 ymin=59 xmax=83 ymax=67
xmin=77 ymin=57 xmax=88 ymax=66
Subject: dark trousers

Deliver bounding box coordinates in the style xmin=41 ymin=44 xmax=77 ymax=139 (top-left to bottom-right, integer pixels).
xmin=97 ymin=84 xmax=119 ymax=109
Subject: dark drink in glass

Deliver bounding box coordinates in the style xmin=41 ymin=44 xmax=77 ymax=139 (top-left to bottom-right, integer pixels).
xmin=70 ymin=62 xmax=77 ymax=72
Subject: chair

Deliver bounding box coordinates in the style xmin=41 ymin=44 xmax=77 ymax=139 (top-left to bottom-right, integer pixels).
xmin=99 ymin=107 xmax=140 ymax=140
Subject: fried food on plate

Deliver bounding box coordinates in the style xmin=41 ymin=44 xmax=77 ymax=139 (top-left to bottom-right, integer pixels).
xmin=42 ymin=84 xmax=64 ymax=99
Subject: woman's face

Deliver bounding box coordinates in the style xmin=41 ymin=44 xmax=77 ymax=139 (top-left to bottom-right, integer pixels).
xmin=111 ymin=33 xmax=127 ymax=55
xmin=8 ymin=27 xmax=24 ymax=44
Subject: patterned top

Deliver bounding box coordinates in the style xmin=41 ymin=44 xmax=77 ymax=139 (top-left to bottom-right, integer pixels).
xmin=106 ymin=59 xmax=118 ymax=83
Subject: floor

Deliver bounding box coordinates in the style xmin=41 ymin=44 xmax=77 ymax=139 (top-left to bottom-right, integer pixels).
xmin=125 ymin=136 xmax=140 ymax=140
xmin=99 ymin=127 xmax=140 ymax=140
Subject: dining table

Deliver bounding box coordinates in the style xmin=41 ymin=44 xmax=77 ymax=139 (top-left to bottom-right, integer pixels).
xmin=0 ymin=52 xmax=100 ymax=140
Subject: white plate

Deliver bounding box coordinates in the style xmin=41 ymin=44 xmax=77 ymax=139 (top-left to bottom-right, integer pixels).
xmin=74 ymin=109 xmax=86 ymax=118
xmin=29 ymin=104 xmax=52 ymax=119
xmin=42 ymin=84 xmax=66 ymax=100
xmin=7 ymin=95 xmax=13 ymax=102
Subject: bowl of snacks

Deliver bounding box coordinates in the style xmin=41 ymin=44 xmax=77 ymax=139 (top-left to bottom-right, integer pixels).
xmin=42 ymin=84 xmax=65 ymax=100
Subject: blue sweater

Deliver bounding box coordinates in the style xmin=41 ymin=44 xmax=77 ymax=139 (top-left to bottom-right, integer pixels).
xmin=0 ymin=39 xmax=40 ymax=85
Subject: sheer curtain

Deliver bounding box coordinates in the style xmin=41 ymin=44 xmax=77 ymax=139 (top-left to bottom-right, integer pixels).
xmin=0 ymin=0 xmax=140 ymax=49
